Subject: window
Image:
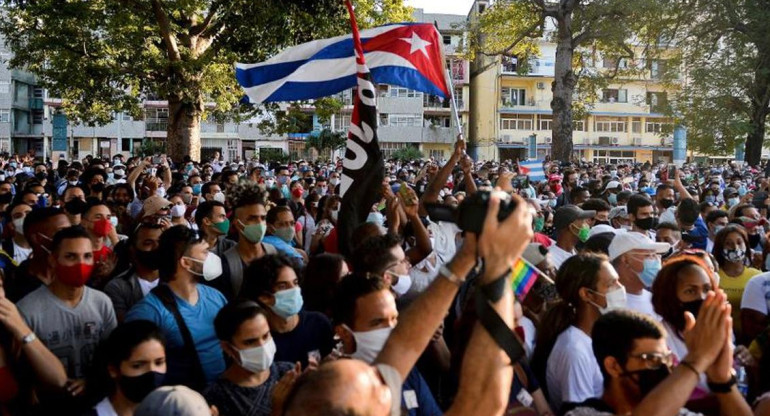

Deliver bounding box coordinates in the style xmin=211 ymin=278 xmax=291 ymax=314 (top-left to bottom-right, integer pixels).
xmin=500 ymin=114 xmax=533 ymax=130
xmin=478 ymin=3 xmax=486 ymax=13
xmin=573 ymin=120 xmax=585 ymax=131
xmin=380 ymin=113 xmax=389 ymax=126
xmin=454 ymin=87 xmax=464 ymax=109
xmin=389 ymin=87 xmax=422 ymax=99
xmin=0 ymin=81 xmax=8 ymax=94
xmin=595 ymin=117 xmax=627 ymax=133
xmin=380 ymin=142 xmax=407 ymax=158
xmin=33 ymin=87 xmax=44 ymax=98
xmin=632 ymin=117 xmax=642 ymax=133
xmin=443 ymin=35 xmax=452 ymax=45
xmin=646 ymin=92 xmax=668 ymax=113
xmin=122 ymin=138 xmax=131 ymax=152
xmin=450 ymin=60 xmax=465 ymax=81
xmin=32 ymin=109 xmax=43 ymax=125
xmin=502 ymin=56 xmax=518 ymax=73
xmin=0 ymin=110 xmax=9 ymax=123
xmin=388 ymin=114 xmax=422 ymax=127
xmin=646 ymin=119 xmax=670 ymax=133
xmin=333 ymin=114 xmax=351 ymax=131
xmin=429 ymin=149 xmax=445 ymax=159
xmin=538 ymin=115 xmax=552 ymax=131
xmin=601 ymin=89 xmax=627 ymax=103
xmin=425 ymin=116 xmax=450 ymax=128
xmin=602 ymin=57 xmax=617 ymax=69
xmin=501 ymin=87 xmax=526 ymax=106
xmin=649 ymin=60 xmax=667 ymax=79
xmin=377 ymin=85 xmax=389 ymax=98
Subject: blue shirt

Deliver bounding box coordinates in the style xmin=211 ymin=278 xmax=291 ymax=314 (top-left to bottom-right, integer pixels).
xmin=262 ymin=235 xmax=304 ymax=262
xmin=125 ymin=284 xmax=227 ymax=387
xmin=401 ymin=368 xmax=442 ymax=416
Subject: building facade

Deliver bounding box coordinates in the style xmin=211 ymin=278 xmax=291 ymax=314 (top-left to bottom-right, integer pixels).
xmin=468 ymin=0 xmax=678 ymax=164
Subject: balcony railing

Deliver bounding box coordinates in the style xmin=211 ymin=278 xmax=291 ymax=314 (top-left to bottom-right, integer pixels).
xmin=145 ymin=121 xmax=167 ymax=132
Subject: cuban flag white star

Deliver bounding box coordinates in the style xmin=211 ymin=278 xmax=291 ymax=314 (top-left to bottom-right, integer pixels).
xmin=400 ymin=31 xmax=432 ymax=58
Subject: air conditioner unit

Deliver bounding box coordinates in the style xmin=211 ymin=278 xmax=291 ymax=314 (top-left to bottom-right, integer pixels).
xmin=545 ymin=137 xmax=553 ymax=144
xmin=537 ymin=82 xmax=545 ymax=90
xmin=502 ymin=134 xmax=512 ymax=142
xmin=611 ymin=137 xmax=619 ymax=145
xmin=633 ymin=137 xmax=642 ymax=146
xmin=582 ymin=138 xmax=590 ymax=145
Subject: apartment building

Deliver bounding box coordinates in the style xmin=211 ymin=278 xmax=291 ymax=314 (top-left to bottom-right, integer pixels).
xmin=0 ymin=34 xmax=44 ymax=155
xmin=468 ymin=0 xmax=679 ymax=164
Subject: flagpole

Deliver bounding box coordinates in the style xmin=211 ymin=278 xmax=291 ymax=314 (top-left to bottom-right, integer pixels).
xmin=446 ymin=68 xmax=464 ymax=141
xmin=518 ymin=256 xmax=555 ymax=285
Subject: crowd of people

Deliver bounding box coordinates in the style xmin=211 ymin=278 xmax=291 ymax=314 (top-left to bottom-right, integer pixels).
xmin=0 ymin=140 xmax=768 ymax=416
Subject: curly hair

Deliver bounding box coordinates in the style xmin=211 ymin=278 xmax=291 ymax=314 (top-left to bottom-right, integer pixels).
xmin=228 ymin=181 xmax=267 ymax=211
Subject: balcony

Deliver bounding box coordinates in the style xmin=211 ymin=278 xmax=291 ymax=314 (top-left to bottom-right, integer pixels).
xmin=145 ymin=121 xmax=167 ymax=132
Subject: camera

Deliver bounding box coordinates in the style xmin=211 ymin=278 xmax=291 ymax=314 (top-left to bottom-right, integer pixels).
xmin=425 ymin=190 xmax=517 ymax=234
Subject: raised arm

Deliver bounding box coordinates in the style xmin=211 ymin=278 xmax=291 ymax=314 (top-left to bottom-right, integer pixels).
xmin=419 ymin=138 xmax=464 ymax=216
xmin=126 ymin=158 xmax=148 ymax=193
xmin=160 ymin=155 xmax=172 ymax=190
xmin=673 ymin=171 xmax=693 ymax=200
xmin=400 ymin=186 xmax=432 ymax=264
xmin=460 ymin=155 xmax=477 ymax=196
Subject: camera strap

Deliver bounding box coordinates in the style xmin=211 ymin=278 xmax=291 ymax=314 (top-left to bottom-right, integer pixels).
xmin=475 ymin=269 xmax=526 ymax=365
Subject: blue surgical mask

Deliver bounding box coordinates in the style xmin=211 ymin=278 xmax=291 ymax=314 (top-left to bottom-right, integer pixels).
xmin=608 ymin=193 xmax=618 ymax=205
xmin=270 ymin=287 xmax=303 ymax=319
xmin=191 ymin=183 xmax=202 ymax=195
xmin=637 ymin=257 xmax=662 ymax=288
xmin=705 ymin=195 xmax=716 ymax=203
xmin=367 ymin=211 xmax=385 ymax=226
xmin=548 ymin=199 xmax=557 ymax=208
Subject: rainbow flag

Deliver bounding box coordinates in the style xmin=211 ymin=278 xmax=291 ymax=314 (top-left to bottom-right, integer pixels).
xmin=511 ymin=257 xmax=538 ymax=300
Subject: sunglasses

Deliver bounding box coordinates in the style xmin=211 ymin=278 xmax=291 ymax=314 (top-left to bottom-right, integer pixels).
xmin=629 ymin=351 xmax=674 ymax=370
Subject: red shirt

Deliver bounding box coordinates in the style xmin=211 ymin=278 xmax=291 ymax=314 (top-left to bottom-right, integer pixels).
xmin=532 ymin=232 xmax=552 ymax=248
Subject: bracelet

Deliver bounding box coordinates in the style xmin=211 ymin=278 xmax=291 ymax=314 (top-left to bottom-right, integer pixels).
xmin=439 ymin=264 xmax=464 ymax=286
xmin=707 ymin=373 xmax=737 ymax=394
xmin=679 ymin=360 xmax=701 ymax=378
xmin=20 ymin=332 xmax=37 ymax=345
xmin=479 ymin=267 xmax=511 ymax=303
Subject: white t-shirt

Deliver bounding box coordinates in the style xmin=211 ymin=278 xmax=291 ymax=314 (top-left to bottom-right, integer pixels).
xmin=94 ymin=396 xmax=118 ymax=416
xmin=706 ymin=238 xmax=714 ymax=254
xmin=660 ymin=207 xmax=677 ymax=225
xmin=625 ymin=290 xmax=660 ymax=320
xmin=12 ymin=241 xmax=32 ymax=264
xmin=519 ymin=315 xmax=536 ymax=362
xmin=138 ymin=277 xmax=160 ymax=297
xmin=549 ymin=244 xmax=576 ymax=270
xmin=546 ymin=326 xmax=603 ymax=411
xmin=741 ymin=272 xmax=770 ymax=315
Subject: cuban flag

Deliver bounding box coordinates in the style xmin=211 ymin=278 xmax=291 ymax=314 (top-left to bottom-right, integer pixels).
xmin=334 ymin=0 xmax=386 ymax=256
xmin=519 ymin=160 xmax=546 ymax=182
xmin=235 ymin=23 xmax=450 ymax=104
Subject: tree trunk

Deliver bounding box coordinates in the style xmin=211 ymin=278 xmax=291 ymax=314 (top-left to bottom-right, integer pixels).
xmin=551 ymin=17 xmax=577 ymax=162
xmin=167 ymin=93 xmax=204 ymax=162
xmin=745 ymin=49 xmax=770 ymax=167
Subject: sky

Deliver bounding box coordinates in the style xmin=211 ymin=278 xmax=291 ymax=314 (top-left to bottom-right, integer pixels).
xmin=405 ymin=0 xmax=475 ymax=16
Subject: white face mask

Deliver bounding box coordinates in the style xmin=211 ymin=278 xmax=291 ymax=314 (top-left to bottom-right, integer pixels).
xmin=212 ymin=191 xmax=226 ymax=203
xmin=155 ymin=187 xmax=166 ymax=198
xmin=265 ymin=179 xmax=275 ymax=189
xmin=184 ymin=252 xmax=222 ymax=281
xmin=330 ymin=208 xmax=339 ymax=222
xmin=330 ymin=178 xmax=340 ymax=187
xmin=12 ymin=217 xmax=24 ymax=234
xmin=171 ymin=204 xmax=186 ymax=218
xmin=390 ymin=273 xmax=412 ymax=296
xmin=236 ymin=337 xmax=276 ymax=373
xmin=348 ymin=325 xmax=393 ymax=364
xmin=589 ymin=286 xmax=627 ymax=314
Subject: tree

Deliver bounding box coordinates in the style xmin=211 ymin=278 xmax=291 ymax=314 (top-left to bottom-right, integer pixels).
xmin=465 ymin=0 xmax=670 ymax=161
xmin=0 ymin=0 xmax=412 ymax=161
xmin=390 ymin=146 xmax=423 ymax=161
xmin=665 ymin=0 xmax=770 ymax=165
xmin=306 ymin=128 xmax=347 ymax=160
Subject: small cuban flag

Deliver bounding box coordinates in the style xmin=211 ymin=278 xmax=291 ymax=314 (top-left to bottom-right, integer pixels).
xmin=511 ymin=257 xmax=541 ymax=301
xmin=518 ymin=160 xmax=546 ymax=183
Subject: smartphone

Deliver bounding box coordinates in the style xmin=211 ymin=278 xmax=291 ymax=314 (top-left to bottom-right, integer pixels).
xmin=152 ymin=156 xmax=161 ymax=164
xmin=669 ymin=164 xmax=677 ymax=179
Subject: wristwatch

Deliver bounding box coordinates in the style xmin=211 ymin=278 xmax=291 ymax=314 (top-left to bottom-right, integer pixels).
xmin=21 ymin=332 xmax=37 ymax=345
xmin=439 ymin=264 xmax=464 ymax=285
xmin=707 ymin=373 xmax=737 ymax=393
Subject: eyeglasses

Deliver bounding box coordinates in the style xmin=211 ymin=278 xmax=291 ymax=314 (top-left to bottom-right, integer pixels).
xmin=629 ymin=351 xmax=674 ymax=370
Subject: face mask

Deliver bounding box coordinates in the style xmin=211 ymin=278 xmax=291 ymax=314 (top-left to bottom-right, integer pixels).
xmin=236 ymin=338 xmax=276 ymax=373
xmin=92 ymin=218 xmax=113 ymax=237
xmin=548 ymin=199 xmax=557 ymax=208
xmin=119 ymin=371 xmax=165 ymax=403
xmin=171 ymin=204 xmax=186 ymax=218
xmin=738 ymin=185 xmax=748 ymax=196
xmin=610 ymin=170 xmax=618 ymax=177
xmin=212 ymin=191 xmax=226 ymax=203
xmin=274 ymin=226 xmax=295 ymax=244
xmin=239 ymin=220 xmax=266 ymax=244
xmin=64 ymin=198 xmax=87 ymax=215
xmin=348 ymin=325 xmax=393 ymax=364
xmin=542 ymin=225 xmax=555 ymax=236
xmin=184 ymin=252 xmax=222 ymax=281
xmin=91 ymin=183 xmax=105 ymax=193
xmin=330 ymin=178 xmax=340 ymax=187
xmin=636 ymin=257 xmax=662 ymax=288
xmin=705 ymin=195 xmax=716 ymax=204
xmin=270 ymin=287 xmax=303 ymax=319
xmin=660 ymin=199 xmax=675 ymax=209
xmin=712 ymin=224 xmax=725 ymax=236
xmin=727 ymin=197 xmax=740 ymax=207
xmin=608 ymin=193 xmax=618 ymax=205
xmin=723 ymin=247 xmax=745 ymax=263
xmin=264 ymin=179 xmax=275 ymax=189
xmin=135 ymin=248 xmax=160 ymax=270
xmin=749 ymin=233 xmax=761 ymax=248
xmin=109 ymin=216 xmax=119 ymax=228
xmin=635 ymin=217 xmax=656 ymax=231
xmin=211 ymin=218 xmax=230 ymax=235
xmin=56 ymin=262 xmax=94 ymax=287
xmin=681 ymin=298 xmax=703 ymax=317
xmin=35 ymin=172 xmax=47 ymax=181
xmin=291 ymin=187 xmax=304 ymax=198
xmin=533 ymin=216 xmax=545 ymax=232
xmin=572 ymin=223 xmax=590 ymax=242
xmin=367 ymin=212 xmax=385 ymax=227
xmin=623 ymin=366 xmax=672 ymax=398
xmin=191 ymin=183 xmax=202 ymax=195
xmin=589 ymin=286 xmax=627 ymax=314
xmin=390 ymin=274 xmax=412 ymax=296
xmin=330 ymin=208 xmax=339 ymax=222
xmin=114 ymin=169 xmax=125 ymax=177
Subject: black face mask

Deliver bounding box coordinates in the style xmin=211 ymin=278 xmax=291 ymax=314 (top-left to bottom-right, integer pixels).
xmin=542 ymin=226 xmax=555 ymax=237
xmin=0 ymin=193 xmax=12 ymax=204
xmin=91 ymin=182 xmax=105 ymax=193
xmin=35 ymin=172 xmax=47 ymax=181
xmin=64 ymin=198 xmax=88 ymax=215
xmin=623 ymin=366 xmax=672 ymax=397
xmin=749 ymin=233 xmax=761 ymax=248
xmin=118 ymin=371 xmax=165 ymax=403
xmin=681 ymin=298 xmax=703 ymax=317
xmin=134 ymin=248 xmax=160 ymax=270
xmin=635 ymin=217 xmax=657 ymax=231
xmin=660 ymin=199 xmax=675 ymax=209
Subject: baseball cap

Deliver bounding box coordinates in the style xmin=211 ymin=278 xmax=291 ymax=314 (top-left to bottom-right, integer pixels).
xmin=609 ymin=206 xmax=628 ymax=220
xmin=522 ymin=243 xmax=547 ymax=265
xmin=548 ymin=174 xmax=561 ymax=183
xmin=553 ymin=205 xmax=596 ymax=231
xmin=589 ymin=224 xmax=618 ymax=238
xmin=142 ymin=195 xmax=173 ymax=218
xmin=603 ymin=181 xmax=621 ymax=193
xmin=134 ymin=385 xmax=212 ymax=416
xmin=608 ymin=232 xmax=670 ymax=261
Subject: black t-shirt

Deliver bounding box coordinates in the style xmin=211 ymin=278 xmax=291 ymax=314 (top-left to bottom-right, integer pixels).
xmin=204 ymin=361 xmax=294 ymax=416
xmin=272 ymin=310 xmax=334 ymax=368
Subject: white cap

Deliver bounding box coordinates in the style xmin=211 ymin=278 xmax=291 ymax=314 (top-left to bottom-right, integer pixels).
xmin=603 ymin=180 xmax=621 ymax=193
xmin=608 ymin=232 xmax=670 ymax=261
xmin=589 ymin=224 xmax=618 ymax=238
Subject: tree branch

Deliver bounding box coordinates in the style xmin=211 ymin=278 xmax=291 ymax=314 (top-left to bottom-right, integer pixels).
xmin=190 ymin=2 xmax=221 ymax=37
xmin=151 ymin=0 xmax=181 ymax=62
xmin=479 ymin=16 xmax=545 ymax=57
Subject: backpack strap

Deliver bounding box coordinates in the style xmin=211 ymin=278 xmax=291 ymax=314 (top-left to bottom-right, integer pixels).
xmin=151 ymin=284 xmax=207 ymax=391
